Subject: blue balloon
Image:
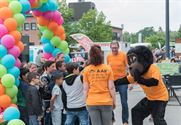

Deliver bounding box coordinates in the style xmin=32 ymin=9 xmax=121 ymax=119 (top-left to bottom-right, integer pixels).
xmin=15 ymin=78 xmax=20 ymax=87
xmin=64 ymin=54 xmax=71 ymax=63
xmin=41 ymin=37 xmax=50 ymax=44
xmin=8 ymin=66 xmax=20 ymax=78
xmin=52 ymin=48 xmax=62 ymax=58
xmin=0 ymin=45 xmax=7 ymax=58
xmin=38 ymin=3 xmax=50 ymax=12
xmin=3 ymin=107 xmax=20 ymax=121
xmin=48 ymin=0 xmax=58 ymax=11
xmin=20 ymin=0 xmax=31 ymax=13
xmin=1 ymin=54 xmax=16 ymax=69
xmin=43 ymin=43 xmax=54 ymax=53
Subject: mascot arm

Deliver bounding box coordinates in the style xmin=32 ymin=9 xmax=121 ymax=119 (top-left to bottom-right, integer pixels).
xmin=114 ymin=77 xmax=130 ymax=86
xmin=138 ymin=77 xmax=159 ymax=87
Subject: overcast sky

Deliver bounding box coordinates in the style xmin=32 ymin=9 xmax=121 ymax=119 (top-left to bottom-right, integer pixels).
xmin=66 ymin=0 xmax=181 ymax=33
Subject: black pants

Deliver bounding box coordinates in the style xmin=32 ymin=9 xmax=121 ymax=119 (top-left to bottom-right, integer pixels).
xmin=131 ymin=97 xmax=167 ymax=125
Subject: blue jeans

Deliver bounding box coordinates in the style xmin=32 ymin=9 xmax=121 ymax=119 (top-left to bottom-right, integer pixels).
xmin=65 ymin=109 xmax=89 ymax=125
xmin=116 ymin=84 xmax=129 ymax=124
xmin=43 ymin=100 xmax=52 ymax=125
xmin=29 ymin=115 xmax=39 ymax=125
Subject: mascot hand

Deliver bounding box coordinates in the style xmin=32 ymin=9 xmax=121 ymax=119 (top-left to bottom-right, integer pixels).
xmin=132 ymin=69 xmax=141 ymax=82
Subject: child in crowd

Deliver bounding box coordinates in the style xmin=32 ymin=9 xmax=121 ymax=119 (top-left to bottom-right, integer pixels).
xmin=26 ymin=72 xmax=42 ymax=125
xmin=50 ymin=71 xmax=64 ymax=125
xmin=63 ymin=62 xmax=89 ymax=125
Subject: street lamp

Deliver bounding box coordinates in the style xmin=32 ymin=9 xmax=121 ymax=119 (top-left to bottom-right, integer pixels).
xmin=165 ymin=0 xmax=170 ymax=58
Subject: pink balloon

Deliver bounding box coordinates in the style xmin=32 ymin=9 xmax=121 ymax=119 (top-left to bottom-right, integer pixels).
xmin=33 ymin=10 xmax=42 ymax=17
xmin=57 ymin=16 xmax=64 ymax=25
xmin=8 ymin=46 xmax=21 ymax=58
xmin=43 ymin=11 xmax=54 ymax=20
xmin=0 ymin=19 xmax=3 ymax=24
xmin=0 ymin=24 xmax=8 ymax=38
xmin=52 ymin=11 xmax=61 ymax=22
xmin=1 ymin=35 xmax=15 ymax=49
xmin=48 ymin=57 xmax=55 ymax=61
xmin=15 ymin=58 xmax=21 ymax=68
xmin=43 ymin=53 xmax=52 ymax=59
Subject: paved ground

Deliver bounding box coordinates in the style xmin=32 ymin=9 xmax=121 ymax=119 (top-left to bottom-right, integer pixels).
xmin=114 ymin=85 xmax=181 ymax=125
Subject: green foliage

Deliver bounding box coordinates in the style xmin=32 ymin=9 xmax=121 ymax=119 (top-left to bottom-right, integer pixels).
xmin=177 ymin=25 xmax=181 ymax=38
xmin=79 ymin=10 xmax=112 ymax=42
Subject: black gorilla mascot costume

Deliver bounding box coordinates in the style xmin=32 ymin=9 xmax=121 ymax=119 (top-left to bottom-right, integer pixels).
xmin=116 ymin=46 xmax=168 ymax=125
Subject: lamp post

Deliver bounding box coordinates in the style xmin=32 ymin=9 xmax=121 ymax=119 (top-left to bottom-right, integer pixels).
xmin=166 ymin=0 xmax=170 ymax=58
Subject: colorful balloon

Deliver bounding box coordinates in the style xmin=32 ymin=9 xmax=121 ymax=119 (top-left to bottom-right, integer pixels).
xmin=1 ymin=54 xmax=16 ymax=69
xmin=0 ymin=64 xmax=7 ymax=78
xmin=8 ymin=66 xmax=20 ymax=78
xmin=9 ymin=1 xmax=22 ymax=14
xmin=13 ymin=13 xmax=25 ymax=26
xmin=0 ymin=7 xmax=13 ymax=20
xmin=52 ymin=48 xmax=61 ymax=58
xmin=3 ymin=107 xmax=20 ymax=121
xmin=7 ymin=119 xmax=25 ymax=125
xmin=43 ymin=29 xmax=54 ymax=39
xmin=10 ymin=31 xmax=21 ymax=44
xmin=8 ymin=46 xmax=21 ymax=58
xmin=0 ymin=24 xmax=8 ymax=38
xmin=0 ymin=45 xmax=7 ymax=58
xmin=4 ymin=18 xmax=18 ymax=32
xmin=5 ymin=85 xmax=18 ymax=98
xmin=0 ymin=0 xmax=9 ymax=8
xmin=0 ymin=95 xmax=11 ymax=109
xmin=14 ymin=58 xmax=21 ymax=68
xmin=1 ymin=74 xmax=15 ymax=88
xmin=0 ymin=84 xmax=5 ymax=96
xmin=51 ymin=36 xmax=61 ymax=47
xmin=1 ymin=35 xmax=15 ymax=49
xmin=43 ymin=43 xmax=54 ymax=53
xmin=19 ymin=0 xmax=31 ymax=13
xmin=11 ymin=96 xmax=17 ymax=104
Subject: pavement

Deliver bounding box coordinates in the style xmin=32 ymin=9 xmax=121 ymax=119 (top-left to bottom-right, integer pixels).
xmin=114 ymin=85 xmax=181 ymax=125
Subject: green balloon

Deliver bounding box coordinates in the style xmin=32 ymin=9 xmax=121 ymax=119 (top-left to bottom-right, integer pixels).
xmin=43 ymin=30 xmax=54 ymax=40
xmin=40 ymin=0 xmax=48 ymax=3
xmin=8 ymin=0 xmax=18 ymax=2
xmin=9 ymin=1 xmax=22 ymax=14
xmin=12 ymin=96 xmax=17 ymax=104
xmin=0 ymin=64 xmax=7 ymax=78
xmin=51 ymin=36 xmax=61 ymax=47
xmin=58 ymin=41 xmax=68 ymax=51
xmin=38 ymin=25 xmax=47 ymax=32
xmin=5 ymin=85 xmax=18 ymax=98
xmin=63 ymin=48 xmax=70 ymax=54
xmin=1 ymin=74 xmax=15 ymax=88
xmin=13 ymin=13 xmax=25 ymax=26
xmin=8 ymin=119 xmax=25 ymax=125
xmin=17 ymin=26 xmax=22 ymax=32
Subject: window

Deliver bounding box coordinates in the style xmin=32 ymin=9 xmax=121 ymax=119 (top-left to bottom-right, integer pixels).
xmin=31 ymin=23 xmax=37 ymax=30
xmin=24 ymin=23 xmax=30 ymax=31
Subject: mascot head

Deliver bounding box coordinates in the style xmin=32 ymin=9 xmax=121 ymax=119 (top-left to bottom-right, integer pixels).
xmin=127 ymin=46 xmax=154 ymax=76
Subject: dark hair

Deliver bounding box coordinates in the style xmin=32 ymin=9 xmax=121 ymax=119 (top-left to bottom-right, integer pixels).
xmin=27 ymin=72 xmax=39 ymax=83
xmin=43 ymin=61 xmax=55 ymax=70
xmin=110 ymin=41 xmax=119 ymax=48
xmin=20 ymin=67 xmax=29 ymax=79
xmin=66 ymin=62 xmax=79 ymax=74
xmin=89 ymin=45 xmax=103 ymax=66
xmin=52 ymin=70 xmax=64 ymax=81
xmin=56 ymin=61 xmax=64 ymax=70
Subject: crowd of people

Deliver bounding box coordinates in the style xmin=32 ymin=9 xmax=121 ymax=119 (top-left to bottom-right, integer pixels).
xmin=16 ymin=41 xmax=173 ymax=125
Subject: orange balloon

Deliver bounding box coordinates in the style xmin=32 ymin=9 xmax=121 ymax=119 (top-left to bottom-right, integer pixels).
xmin=10 ymin=104 xmax=18 ymax=108
xmin=0 ymin=118 xmax=4 ymax=123
xmin=59 ymin=34 xmax=66 ymax=40
xmin=10 ymin=31 xmax=22 ymax=44
xmin=31 ymin=0 xmax=39 ymax=8
xmin=48 ymin=21 xmax=58 ymax=32
xmin=4 ymin=18 xmax=17 ymax=32
xmin=55 ymin=26 xmax=64 ymax=36
xmin=0 ymin=84 xmax=5 ymax=96
xmin=37 ymin=16 xmax=49 ymax=26
xmin=0 ymin=95 xmax=11 ymax=109
xmin=0 ymin=0 xmax=8 ymax=8
xmin=0 ymin=7 xmax=13 ymax=20
xmin=16 ymin=41 xmax=24 ymax=52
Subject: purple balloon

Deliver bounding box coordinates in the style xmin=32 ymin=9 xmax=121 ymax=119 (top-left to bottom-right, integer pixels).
xmin=43 ymin=11 xmax=54 ymax=20
xmin=8 ymin=46 xmax=21 ymax=58
xmin=33 ymin=10 xmax=42 ymax=16
xmin=0 ymin=24 xmax=8 ymax=38
xmin=1 ymin=35 xmax=15 ymax=49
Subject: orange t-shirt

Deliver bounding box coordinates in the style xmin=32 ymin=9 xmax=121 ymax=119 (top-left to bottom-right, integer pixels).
xmin=107 ymin=52 xmax=127 ymax=80
xmin=127 ymin=64 xmax=169 ymax=101
xmin=83 ymin=64 xmax=114 ymax=106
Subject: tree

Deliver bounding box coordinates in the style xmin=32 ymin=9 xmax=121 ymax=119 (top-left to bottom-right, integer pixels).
xmin=177 ymin=25 xmax=181 ymax=38
xmin=58 ymin=0 xmax=81 ymax=45
xmin=123 ymin=31 xmax=130 ymax=42
xmin=137 ymin=27 xmax=156 ymax=40
xmin=79 ymin=9 xmax=112 ymax=42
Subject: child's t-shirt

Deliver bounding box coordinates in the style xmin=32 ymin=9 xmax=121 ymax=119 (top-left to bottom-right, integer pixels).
xmin=52 ymin=84 xmax=63 ymax=110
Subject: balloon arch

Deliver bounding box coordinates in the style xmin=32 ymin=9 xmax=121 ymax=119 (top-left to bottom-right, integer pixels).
xmin=0 ymin=0 xmax=70 ymax=124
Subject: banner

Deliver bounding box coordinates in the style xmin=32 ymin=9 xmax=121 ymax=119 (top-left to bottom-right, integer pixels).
xmin=70 ymin=33 xmax=94 ymax=52
xmin=156 ymin=62 xmax=179 ymax=75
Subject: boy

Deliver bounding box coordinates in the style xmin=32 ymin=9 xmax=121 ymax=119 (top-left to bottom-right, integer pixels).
xmin=26 ymin=72 xmax=42 ymax=125
xmin=50 ymin=71 xmax=64 ymax=125
xmin=63 ymin=62 xmax=89 ymax=125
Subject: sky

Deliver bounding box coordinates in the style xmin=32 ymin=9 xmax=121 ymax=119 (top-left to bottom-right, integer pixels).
xmin=66 ymin=0 xmax=181 ymax=33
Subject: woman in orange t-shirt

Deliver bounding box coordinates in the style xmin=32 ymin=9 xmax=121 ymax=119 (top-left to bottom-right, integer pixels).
xmin=83 ymin=45 xmax=116 ymax=125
